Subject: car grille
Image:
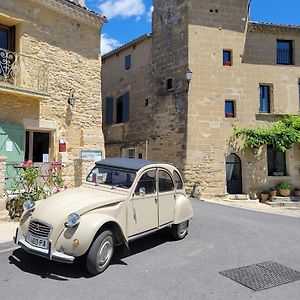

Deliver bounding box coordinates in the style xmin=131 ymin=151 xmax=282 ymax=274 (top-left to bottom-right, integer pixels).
xmin=28 ymin=220 xmax=51 ymax=238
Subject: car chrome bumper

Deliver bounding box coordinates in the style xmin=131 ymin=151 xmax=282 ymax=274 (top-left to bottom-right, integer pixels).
xmin=14 ymin=228 xmax=75 ymax=264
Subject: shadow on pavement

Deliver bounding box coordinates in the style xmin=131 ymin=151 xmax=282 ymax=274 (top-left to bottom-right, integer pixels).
xmin=8 ymin=230 xmax=172 ymax=280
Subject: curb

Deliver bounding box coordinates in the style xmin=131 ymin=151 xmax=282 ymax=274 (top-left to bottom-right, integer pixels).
xmin=0 ymin=240 xmax=18 ymax=253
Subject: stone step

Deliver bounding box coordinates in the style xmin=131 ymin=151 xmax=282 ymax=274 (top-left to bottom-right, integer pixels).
xmin=227 ymin=194 xmax=250 ymax=200
xmin=267 ymin=201 xmax=300 ymax=208
xmin=272 ymin=196 xmax=300 ymax=203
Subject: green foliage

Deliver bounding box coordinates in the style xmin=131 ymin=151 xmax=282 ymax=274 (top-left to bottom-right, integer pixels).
xmin=277 ymin=182 xmax=292 ymax=190
xmin=232 ymin=115 xmax=300 ymax=152
xmin=6 ymin=161 xmax=65 ymax=220
xmin=261 ymin=190 xmax=269 ymax=195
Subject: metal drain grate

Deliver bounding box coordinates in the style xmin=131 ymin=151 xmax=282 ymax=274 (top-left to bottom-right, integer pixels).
xmin=220 ymin=261 xmax=300 ymax=291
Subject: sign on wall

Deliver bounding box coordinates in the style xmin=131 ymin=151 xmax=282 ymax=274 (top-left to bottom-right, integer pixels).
xmin=81 ymin=150 xmax=102 ymax=162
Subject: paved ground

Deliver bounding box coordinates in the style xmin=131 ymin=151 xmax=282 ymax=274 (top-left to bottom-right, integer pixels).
xmin=1 ymin=200 xmax=300 ymax=300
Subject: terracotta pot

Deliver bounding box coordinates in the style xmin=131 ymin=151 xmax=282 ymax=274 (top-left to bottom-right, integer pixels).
xmin=260 ymin=194 xmax=269 ymax=202
xmin=279 ymin=189 xmax=290 ymax=197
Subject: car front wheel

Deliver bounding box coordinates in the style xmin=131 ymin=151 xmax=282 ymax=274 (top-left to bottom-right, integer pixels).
xmin=171 ymin=220 xmax=189 ymax=240
xmin=86 ymin=229 xmax=114 ymax=275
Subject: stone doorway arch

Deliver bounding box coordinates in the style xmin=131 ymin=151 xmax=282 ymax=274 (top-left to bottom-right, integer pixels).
xmin=226 ymin=153 xmax=242 ymax=194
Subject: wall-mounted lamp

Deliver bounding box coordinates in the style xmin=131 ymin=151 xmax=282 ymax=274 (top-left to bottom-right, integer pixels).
xmin=252 ymin=147 xmax=258 ymax=155
xmin=186 ymin=68 xmax=193 ymax=89
xmin=68 ymin=89 xmax=75 ymax=107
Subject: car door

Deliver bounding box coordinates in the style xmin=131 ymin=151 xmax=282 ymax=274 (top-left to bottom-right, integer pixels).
xmin=158 ymin=169 xmax=175 ymax=226
xmin=127 ymin=169 xmax=158 ymax=237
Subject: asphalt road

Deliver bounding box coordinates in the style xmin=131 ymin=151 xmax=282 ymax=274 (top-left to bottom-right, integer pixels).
xmin=1 ymin=201 xmax=300 ymax=300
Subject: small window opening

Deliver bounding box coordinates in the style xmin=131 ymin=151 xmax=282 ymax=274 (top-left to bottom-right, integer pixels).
xmin=225 ymin=100 xmax=235 ymax=118
xmin=167 ymin=78 xmax=173 ymax=90
xmin=145 ymin=98 xmax=149 ymax=107
xmin=223 ymin=50 xmax=232 ymax=66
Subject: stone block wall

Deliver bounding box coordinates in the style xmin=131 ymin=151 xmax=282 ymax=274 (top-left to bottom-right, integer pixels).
xmin=0 ymin=156 xmax=7 ymax=210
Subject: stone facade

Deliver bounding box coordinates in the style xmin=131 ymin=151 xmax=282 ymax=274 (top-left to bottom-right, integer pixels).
xmin=102 ymin=0 xmax=300 ymax=196
xmin=0 ymin=0 xmax=105 ymax=194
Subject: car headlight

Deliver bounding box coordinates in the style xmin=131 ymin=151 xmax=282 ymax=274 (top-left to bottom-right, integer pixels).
xmin=23 ymin=199 xmax=35 ymax=212
xmin=66 ymin=212 xmax=80 ymax=228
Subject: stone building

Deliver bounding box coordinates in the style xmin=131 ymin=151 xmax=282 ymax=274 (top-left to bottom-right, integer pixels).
xmin=0 ymin=0 xmax=105 ymax=196
xmin=102 ymin=0 xmax=300 ymax=197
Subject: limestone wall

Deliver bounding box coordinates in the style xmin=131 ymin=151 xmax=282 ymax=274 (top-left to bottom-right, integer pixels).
xmin=0 ymin=0 xmax=105 ymax=186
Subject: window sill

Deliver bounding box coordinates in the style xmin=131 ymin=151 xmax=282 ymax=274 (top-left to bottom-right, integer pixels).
xmin=111 ymin=123 xmax=125 ymax=127
xmin=255 ymin=113 xmax=284 ymax=121
xmin=267 ymin=175 xmax=291 ymax=179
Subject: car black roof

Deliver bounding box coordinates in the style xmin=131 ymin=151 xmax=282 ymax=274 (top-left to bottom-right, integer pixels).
xmin=95 ymin=158 xmax=156 ymax=171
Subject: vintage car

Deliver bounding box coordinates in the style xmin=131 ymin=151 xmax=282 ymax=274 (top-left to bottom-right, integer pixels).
xmin=14 ymin=158 xmax=193 ymax=275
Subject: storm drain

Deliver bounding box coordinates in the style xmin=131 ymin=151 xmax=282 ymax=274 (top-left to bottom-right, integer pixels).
xmin=220 ymin=261 xmax=300 ymax=291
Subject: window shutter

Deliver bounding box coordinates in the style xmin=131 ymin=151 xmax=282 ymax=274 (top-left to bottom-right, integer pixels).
xmin=122 ymin=92 xmax=129 ymax=123
xmin=105 ymin=97 xmax=113 ymax=125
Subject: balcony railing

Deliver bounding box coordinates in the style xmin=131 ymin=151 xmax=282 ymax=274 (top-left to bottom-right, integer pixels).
xmin=0 ymin=47 xmax=49 ymax=93
xmin=277 ymin=49 xmax=293 ymax=65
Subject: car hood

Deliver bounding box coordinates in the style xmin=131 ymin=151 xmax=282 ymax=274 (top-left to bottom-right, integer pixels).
xmin=31 ymin=185 xmax=126 ymax=224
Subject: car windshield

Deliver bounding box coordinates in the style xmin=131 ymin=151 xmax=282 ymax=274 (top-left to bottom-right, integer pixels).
xmin=86 ymin=166 xmax=136 ymax=189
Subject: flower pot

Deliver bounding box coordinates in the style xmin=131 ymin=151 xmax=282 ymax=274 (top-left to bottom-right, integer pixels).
xmin=269 ymin=190 xmax=277 ymax=198
xmin=279 ymin=188 xmax=290 ymax=197
xmin=294 ymin=190 xmax=300 ymax=196
xmin=260 ymin=193 xmax=269 ymax=202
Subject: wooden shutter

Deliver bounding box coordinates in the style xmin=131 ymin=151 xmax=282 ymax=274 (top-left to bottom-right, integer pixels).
xmin=105 ymin=97 xmax=113 ymax=125
xmin=122 ymin=92 xmax=129 ymax=123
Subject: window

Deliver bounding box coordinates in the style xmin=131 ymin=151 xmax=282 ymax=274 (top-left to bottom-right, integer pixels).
xmin=267 ymin=146 xmax=286 ymax=176
xmin=145 ymin=98 xmax=149 ymax=107
xmin=0 ymin=24 xmax=15 ymax=51
xmin=135 ymin=170 xmax=156 ymax=195
xmin=167 ymin=78 xmax=173 ymax=90
xmin=223 ymin=50 xmax=232 ymax=66
xmin=259 ymin=85 xmax=271 ymax=113
xmin=158 ymin=170 xmax=174 ymax=192
xmin=173 ymin=171 xmax=183 ymax=190
xmin=116 ymin=96 xmax=123 ymax=123
xmin=122 ymin=148 xmax=135 ymax=158
xmin=105 ymin=92 xmax=130 ymax=125
xmin=277 ymin=40 xmax=293 ymax=65
xmin=125 ymin=54 xmax=131 ymax=70
xmin=225 ymin=100 xmax=235 ymax=118
xmin=25 ymin=131 xmax=50 ymax=162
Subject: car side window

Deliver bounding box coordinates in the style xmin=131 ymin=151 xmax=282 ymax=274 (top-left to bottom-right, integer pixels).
xmin=173 ymin=171 xmax=184 ymax=190
xmin=135 ymin=170 xmax=156 ymax=195
xmin=159 ymin=170 xmax=174 ymax=192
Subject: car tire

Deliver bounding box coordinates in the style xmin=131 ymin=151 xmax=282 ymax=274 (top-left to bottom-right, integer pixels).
xmin=171 ymin=220 xmax=189 ymax=240
xmin=86 ymin=229 xmax=114 ymax=275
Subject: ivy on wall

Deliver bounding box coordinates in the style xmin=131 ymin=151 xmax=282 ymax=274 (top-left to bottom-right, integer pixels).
xmin=232 ymin=115 xmax=300 ymax=152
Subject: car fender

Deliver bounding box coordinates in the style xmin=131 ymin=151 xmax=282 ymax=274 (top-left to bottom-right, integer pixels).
xmin=55 ymin=213 xmax=126 ymax=257
xmin=174 ymin=194 xmax=193 ymax=224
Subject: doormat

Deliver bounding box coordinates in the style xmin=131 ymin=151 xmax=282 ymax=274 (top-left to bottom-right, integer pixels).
xmin=220 ymin=261 xmax=300 ymax=291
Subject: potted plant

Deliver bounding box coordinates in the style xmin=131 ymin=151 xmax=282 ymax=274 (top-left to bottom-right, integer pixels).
xmin=269 ymin=187 xmax=277 ymax=199
xmin=277 ymin=183 xmax=292 ymax=197
xmin=260 ymin=190 xmax=269 ymax=202
xmin=294 ymin=188 xmax=300 ymax=197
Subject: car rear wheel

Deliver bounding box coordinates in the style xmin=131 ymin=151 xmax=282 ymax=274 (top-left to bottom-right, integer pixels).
xmin=86 ymin=229 xmax=114 ymax=275
xmin=171 ymin=220 xmax=189 ymax=240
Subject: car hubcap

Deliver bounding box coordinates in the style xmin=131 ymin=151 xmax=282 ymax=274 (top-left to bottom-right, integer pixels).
xmin=178 ymin=221 xmax=188 ymax=236
xmin=97 ymin=236 xmax=113 ymax=268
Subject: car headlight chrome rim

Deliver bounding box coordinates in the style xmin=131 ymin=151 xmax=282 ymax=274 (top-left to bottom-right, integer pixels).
xmin=66 ymin=212 xmax=80 ymax=228
xmin=23 ymin=199 xmax=35 ymax=212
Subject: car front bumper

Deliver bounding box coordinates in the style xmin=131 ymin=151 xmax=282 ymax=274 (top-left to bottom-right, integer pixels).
xmin=14 ymin=228 xmax=75 ymax=264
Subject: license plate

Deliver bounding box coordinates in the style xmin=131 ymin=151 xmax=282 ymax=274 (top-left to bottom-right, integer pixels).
xmin=26 ymin=234 xmax=48 ymax=249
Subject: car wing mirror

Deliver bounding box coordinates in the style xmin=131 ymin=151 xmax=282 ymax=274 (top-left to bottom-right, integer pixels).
xmin=139 ymin=187 xmax=146 ymax=197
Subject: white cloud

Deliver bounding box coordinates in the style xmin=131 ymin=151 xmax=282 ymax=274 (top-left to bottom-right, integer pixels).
xmin=146 ymin=5 xmax=153 ymax=23
xmin=98 ymin=0 xmax=145 ymax=20
xmin=101 ymin=33 xmax=122 ymax=54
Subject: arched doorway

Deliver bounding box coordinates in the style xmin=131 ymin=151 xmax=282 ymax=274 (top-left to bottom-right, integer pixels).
xmin=226 ymin=153 xmax=242 ymax=194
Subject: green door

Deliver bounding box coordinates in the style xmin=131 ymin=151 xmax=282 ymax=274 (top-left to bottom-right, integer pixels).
xmin=0 ymin=124 xmax=25 ymax=189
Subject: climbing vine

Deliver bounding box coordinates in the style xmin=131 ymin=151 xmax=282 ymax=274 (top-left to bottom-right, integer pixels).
xmin=232 ymin=115 xmax=300 ymax=152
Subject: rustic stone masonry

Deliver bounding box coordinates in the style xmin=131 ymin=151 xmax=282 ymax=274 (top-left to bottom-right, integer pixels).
xmin=102 ymin=0 xmax=300 ymax=197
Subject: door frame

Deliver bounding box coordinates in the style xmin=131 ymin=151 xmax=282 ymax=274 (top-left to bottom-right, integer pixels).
xmin=226 ymin=153 xmax=243 ymax=194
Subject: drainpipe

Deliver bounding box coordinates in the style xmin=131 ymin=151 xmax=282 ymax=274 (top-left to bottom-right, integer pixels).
xmin=145 ymin=140 xmax=148 ymax=160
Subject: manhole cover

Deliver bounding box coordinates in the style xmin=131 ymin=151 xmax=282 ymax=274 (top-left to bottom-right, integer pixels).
xmin=220 ymin=261 xmax=300 ymax=291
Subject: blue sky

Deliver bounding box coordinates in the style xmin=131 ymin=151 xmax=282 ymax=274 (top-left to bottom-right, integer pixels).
xmin=84 ymin=0 xmax=300 ymax=54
